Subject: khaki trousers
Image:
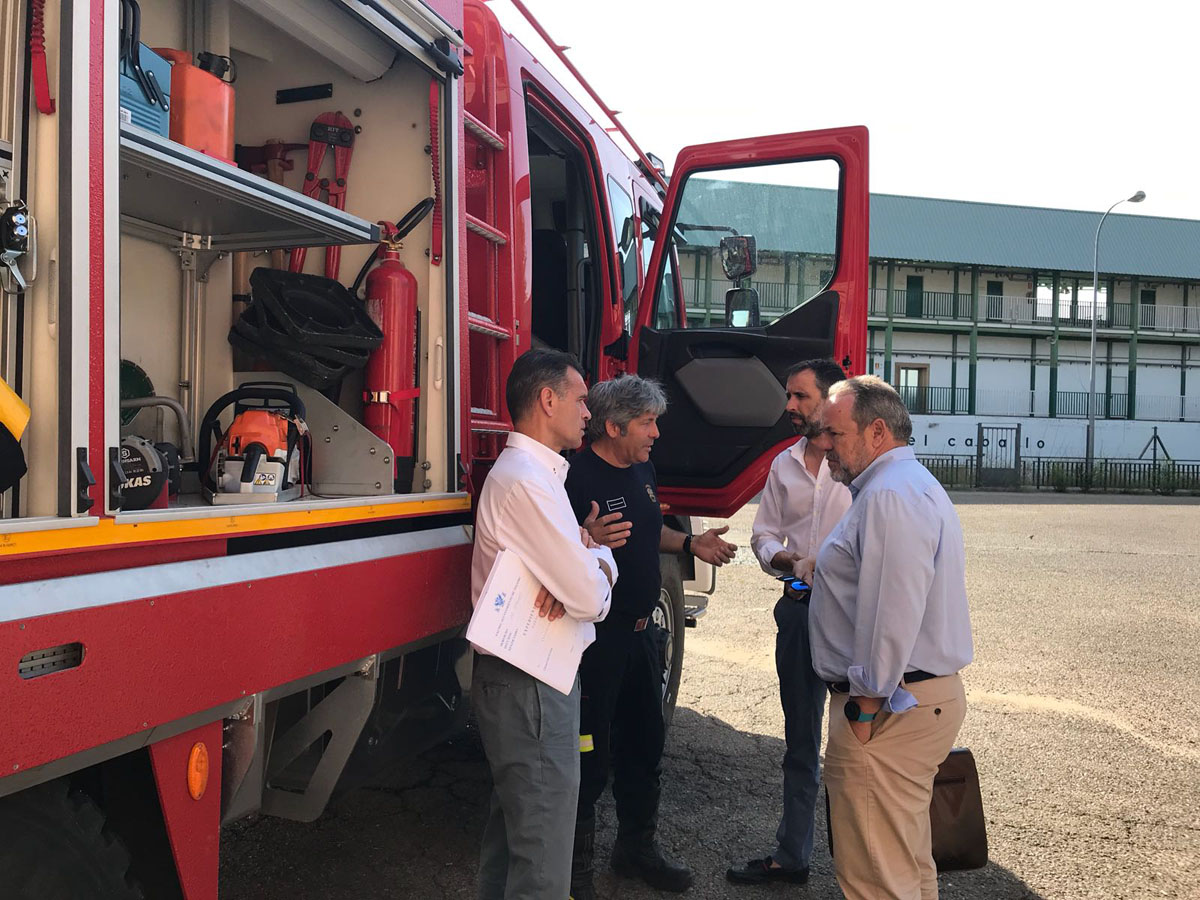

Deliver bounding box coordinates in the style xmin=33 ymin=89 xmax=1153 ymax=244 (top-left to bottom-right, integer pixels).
xmin=824 ymin=674 xmax=966 ymax=900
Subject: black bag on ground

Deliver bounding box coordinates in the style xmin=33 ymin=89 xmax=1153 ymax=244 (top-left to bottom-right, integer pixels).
xmin=929 ymin=747 xmax=988 ymax=871
xmin=824 ymin=746 xmax=988 ymax=872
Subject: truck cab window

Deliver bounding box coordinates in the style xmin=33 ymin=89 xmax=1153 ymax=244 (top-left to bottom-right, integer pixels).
xmin=607 ymin=177 xmax=638 ymax=332
xmin=639 ymin=200 xmax=680 ymax=329
xmin=526 ymin=102 xmax=605 ymax=376
xmin=663 ymin=159 xmax=840 ymax=328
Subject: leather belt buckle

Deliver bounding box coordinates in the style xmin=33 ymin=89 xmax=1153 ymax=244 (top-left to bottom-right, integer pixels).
xmin=633 ymin=616 xmax=649 ymax=632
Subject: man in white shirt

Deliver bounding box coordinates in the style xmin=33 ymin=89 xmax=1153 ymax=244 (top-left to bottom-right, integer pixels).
xmin=812 ymin=375 xmax=973 ymax=900
xmin=471 ymin=349 xmax=617 ymax=900
xmin=728 ymin=359 xmax=852 ymax=887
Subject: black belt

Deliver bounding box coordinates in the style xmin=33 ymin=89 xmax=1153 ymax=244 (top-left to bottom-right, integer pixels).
xmin=825 ymin=669 xmax=942 ymax=694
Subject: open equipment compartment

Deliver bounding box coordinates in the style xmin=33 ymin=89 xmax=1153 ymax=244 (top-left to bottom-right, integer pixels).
xmin=114 ymin=0 xmax=461 ymax=519
xmin=0 ymin=0 xmax=77 ymax=524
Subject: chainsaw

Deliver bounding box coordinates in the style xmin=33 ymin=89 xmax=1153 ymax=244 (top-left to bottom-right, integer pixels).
xmin=198 ymin=382 xmax=310 ymax=505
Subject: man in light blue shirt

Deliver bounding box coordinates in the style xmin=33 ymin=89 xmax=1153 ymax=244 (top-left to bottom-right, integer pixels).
xmin=810 ymin=375 xmax=973 ymax=900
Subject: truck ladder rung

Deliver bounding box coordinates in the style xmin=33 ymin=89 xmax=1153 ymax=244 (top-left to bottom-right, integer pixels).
xmin=468 ymin=312 xmax=511 ymax=339
xmin=471 ymin=421 xmax=512 ymax=435
xmin=465 ymin=112 xmax=506 ymax=151
xmin=466 ymin=214 xmax=508 ymax=245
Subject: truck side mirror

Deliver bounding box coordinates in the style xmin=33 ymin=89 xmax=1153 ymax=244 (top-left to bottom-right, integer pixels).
xmin=719 ymin=235 xmax=756 ymax=281
xmin=725 ymin=287 xmax=761 ymax=327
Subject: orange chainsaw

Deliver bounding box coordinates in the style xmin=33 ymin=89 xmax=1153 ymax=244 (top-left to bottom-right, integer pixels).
xmin=198 ymin=382 xmax=310 ymax=504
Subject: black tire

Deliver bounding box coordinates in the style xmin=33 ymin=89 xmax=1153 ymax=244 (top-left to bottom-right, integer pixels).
xmin=0 ymin=779 xmax=143 ymax=900
xmin=654 ymin=554 xmax=686 ymax=727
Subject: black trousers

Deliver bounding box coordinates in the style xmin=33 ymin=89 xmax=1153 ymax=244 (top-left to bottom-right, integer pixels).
xmin=576 ymin=616 xmax=666 ymax=837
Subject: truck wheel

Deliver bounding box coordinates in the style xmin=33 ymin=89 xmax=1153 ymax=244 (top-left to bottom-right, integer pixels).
xmin=654 ymin=554 xmax=686 ymax=727
xmin=0 ymin=779 xmax=143 ymax=900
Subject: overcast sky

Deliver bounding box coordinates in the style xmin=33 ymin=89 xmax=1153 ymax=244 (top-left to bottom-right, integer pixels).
xmin=492 ymin=0 xmax=1197 ymax=222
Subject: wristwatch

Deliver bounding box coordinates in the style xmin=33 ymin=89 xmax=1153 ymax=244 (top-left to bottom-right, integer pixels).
xmin=844 ymin=699 xmax=877 ymax=723
xmin=682 ymin=535 xmax=693 ymax=556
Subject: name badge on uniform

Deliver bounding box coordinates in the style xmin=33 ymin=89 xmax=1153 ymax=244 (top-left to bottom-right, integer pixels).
xmin=606 ymin=496 xmax=627 ymax=513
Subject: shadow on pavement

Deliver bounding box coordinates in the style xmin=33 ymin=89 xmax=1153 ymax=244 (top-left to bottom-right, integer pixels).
xmin=654 ymin=705 xmax=1046 ymax=900
xmin=219 ymin=705 xmax=1046 ymax=899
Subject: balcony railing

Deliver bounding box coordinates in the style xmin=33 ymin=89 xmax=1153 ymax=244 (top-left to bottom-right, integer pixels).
xmin=1054 ymin=391 xmax=1129 ymax=419
xmin=681 ymin=278 xmax=824 ymax=322
xmin=865 ymin=289 xmax=1200 ymax=333
xmin=894 ymin=387 xmax=1197 ymax=421
xmin=870 ymin=289 xmax=975 ymax=321
xmin=896 ymin=385 xmax=971 ymax=415
xmin=683 ymin=279 xmax=1200 ymax=333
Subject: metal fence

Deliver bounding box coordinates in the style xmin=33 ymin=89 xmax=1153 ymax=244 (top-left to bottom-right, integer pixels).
xmin=919 ymin=455 xmax=978 ymax=488
xmin=917 ymin=454 xmax=1200 ymax=494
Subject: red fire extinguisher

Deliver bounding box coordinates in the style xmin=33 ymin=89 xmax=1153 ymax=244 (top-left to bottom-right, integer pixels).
xmin=364 ymin=223 xmax=420 ymax=491
xmin=353 ymin=199 xmax=433 ymax=492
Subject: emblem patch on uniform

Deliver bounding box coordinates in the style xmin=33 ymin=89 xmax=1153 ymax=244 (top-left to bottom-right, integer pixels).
xmin=645 ymin=484 xmax=656 ymax=504
xmin=606 ymin=496 xmax=627 ymax=513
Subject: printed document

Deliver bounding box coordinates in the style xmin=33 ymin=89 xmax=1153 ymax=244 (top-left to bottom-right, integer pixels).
xmin=466 ymin=548 xmax=588 ymax=695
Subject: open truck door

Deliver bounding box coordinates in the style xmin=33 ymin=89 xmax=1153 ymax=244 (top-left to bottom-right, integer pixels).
xmin=632 ymin=127 xmax=869 ymax=517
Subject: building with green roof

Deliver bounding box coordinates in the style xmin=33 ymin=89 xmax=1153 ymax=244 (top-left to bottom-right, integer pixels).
xmin=676 ymin=181 xmax=1199 ymax=453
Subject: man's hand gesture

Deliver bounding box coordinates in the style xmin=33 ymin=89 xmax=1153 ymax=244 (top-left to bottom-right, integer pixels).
xmin=582 ymin=500 xmax=633 ymax=549
xmin=690 ymin=526 xmax=738 ymax=566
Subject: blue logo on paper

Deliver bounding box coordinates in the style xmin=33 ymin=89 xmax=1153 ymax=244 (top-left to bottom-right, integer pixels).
xmin=493 ymin=591 xmax=506 ymax=609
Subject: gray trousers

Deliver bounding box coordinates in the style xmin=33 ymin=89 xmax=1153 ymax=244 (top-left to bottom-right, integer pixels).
xmin=473 ymin=653 xmax=581 ymax=900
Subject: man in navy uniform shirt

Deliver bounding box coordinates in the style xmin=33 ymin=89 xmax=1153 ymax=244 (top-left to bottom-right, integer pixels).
xmin=565 ymin=375 xmax=737 ymax=899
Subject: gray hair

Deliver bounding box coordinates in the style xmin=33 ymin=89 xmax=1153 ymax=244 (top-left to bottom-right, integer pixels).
xmin=586 ymin=375 xmax=668 ymax=441
xmin=827 ymin=375 xmax=912 ymax=443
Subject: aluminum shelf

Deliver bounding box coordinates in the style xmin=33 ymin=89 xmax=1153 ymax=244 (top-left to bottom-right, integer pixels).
xmin=119 ymin=124 xmax=379 ymax=251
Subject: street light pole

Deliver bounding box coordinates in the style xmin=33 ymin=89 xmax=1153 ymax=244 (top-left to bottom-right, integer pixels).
xmin=1086 ymin=190 xmax=1146 ymax=474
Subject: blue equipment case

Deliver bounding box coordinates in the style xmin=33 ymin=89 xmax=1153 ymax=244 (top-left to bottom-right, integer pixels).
xmin=119 ymin=44 xmax=171 ymax=136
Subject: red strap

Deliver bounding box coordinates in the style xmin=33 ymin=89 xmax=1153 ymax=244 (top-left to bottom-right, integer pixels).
xmin=30 ymin=0 xmax=55 ymax=115
xmin=428 ymin=81 xmax=443 ymax=266
xmin=363 ymin=388 xmax=421 ymax=405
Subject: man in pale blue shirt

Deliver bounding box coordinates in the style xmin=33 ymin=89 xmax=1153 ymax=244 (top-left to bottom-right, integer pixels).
xmin=810 ymin=375 xmax=973 ymax=900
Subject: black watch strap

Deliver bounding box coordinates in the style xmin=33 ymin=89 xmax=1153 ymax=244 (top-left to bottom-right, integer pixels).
xmin=682 ymin=534 xmax=692 ymax=556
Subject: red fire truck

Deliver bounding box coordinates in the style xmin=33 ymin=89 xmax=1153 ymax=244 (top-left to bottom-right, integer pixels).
xmin=0 ymin=0 xmax=867 ymax=895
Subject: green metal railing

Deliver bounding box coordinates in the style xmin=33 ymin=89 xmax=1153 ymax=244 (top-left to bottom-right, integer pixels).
xmin=896 ymin=386 xmax=972 ymax=415
xmin=1054 ymin=392 xmax=1129 ymax=419
xmin=918 ymin=455 xmax=977 ymax=488
xmin=1023 ymin=457 xmax=1200 ymax=493
xmin=917 ymin=455 xmax=1200 ymax=494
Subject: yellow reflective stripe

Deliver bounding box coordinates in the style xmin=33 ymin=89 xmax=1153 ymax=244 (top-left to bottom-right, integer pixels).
xmin=0 ymin=495 xmax=471 ymax=557
xmin=579 ymin=734 xmax=594 ymax=753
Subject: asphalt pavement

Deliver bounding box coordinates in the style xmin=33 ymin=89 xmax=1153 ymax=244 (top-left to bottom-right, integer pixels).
xmin=220 ymin=493 xmax=1200 ymax=899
